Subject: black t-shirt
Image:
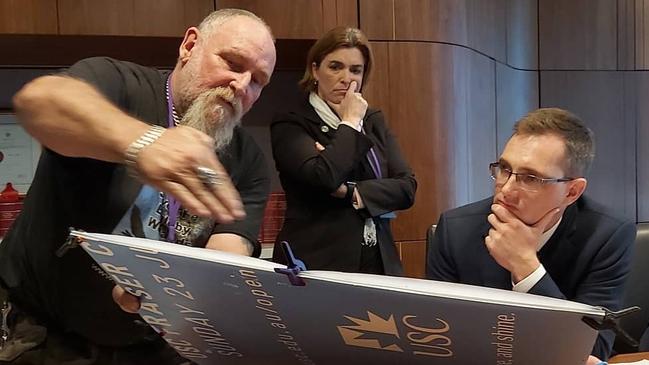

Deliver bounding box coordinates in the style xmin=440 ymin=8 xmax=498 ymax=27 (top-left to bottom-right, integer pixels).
xmin=0 ymin=57 xmax=269 ymax=346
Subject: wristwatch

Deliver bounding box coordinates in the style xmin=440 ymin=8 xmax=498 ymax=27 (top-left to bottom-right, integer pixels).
xmin=344 ymin=181 xmax=357 ymax=202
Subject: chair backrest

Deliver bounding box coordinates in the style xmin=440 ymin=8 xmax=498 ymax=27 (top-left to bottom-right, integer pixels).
xmin=641 ymin=325 xmax=649 ymax=352
xmin=614 ymin=223 xmax=649 ymax=353
xmin=426 ymin=224 xmax=437 ymax=247
xmin=423 ymin=224 xmax=437 ymax=278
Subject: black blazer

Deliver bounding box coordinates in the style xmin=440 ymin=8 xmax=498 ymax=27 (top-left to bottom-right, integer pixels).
xmin=426 ymin=196 xmax=636 ymax=360
xmin=271 ymin=99 xmax=416 ymax=275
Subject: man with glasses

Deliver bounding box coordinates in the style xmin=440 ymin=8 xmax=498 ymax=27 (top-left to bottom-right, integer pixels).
xmin=426 ymin=108 xmax=635 ymax=364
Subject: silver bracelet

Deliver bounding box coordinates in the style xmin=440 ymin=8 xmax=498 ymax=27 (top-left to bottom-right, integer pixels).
xmin=124 ymin=124 xmax=166 ymax=177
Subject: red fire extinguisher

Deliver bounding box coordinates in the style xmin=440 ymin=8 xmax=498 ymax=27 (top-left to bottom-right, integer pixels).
xmin=0 ymin=183 xmax=22 ymax=237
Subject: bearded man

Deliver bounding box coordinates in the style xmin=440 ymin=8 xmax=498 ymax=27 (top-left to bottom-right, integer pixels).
xmin=0 ymin=8 xmax=275 ymax=364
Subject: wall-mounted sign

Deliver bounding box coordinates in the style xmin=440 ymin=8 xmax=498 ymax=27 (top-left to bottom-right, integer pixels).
xmin=0 ymin=114 xmax=41 ymax=193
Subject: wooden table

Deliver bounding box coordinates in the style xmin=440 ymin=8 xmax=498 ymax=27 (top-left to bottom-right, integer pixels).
xmin=609 ymin=352 xmax=649 ymax=363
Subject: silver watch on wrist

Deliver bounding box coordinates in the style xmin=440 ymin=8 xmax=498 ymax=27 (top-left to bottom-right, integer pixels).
xmin=344 ymin=181 xmax=357 ymax=202
xmin=124 ymin=124 xmax=166 ymax=177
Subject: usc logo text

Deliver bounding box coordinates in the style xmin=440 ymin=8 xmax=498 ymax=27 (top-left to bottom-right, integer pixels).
xmin=337 ymin=311 xmax=453 ymax=357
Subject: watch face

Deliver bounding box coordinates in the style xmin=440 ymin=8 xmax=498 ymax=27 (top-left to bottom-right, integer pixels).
xmin=344 ymin=181 xmax=357 ymax=201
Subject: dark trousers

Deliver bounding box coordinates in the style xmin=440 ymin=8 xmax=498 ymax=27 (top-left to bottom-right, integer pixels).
xmin=0 ymin=286 xmax=190 ymax=365
xmin=359 ymin=244 xmax=384 ymax=275
xmin=1 ymin=333 xmax=190 ymax=365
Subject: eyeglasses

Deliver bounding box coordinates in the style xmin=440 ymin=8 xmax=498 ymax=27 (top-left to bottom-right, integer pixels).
xmin=489 ymin=162 xmax=575 ymax=192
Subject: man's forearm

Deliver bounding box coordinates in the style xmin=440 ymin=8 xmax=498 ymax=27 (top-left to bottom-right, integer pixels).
xmin=13 ymin=75 xmax=150 ymax=162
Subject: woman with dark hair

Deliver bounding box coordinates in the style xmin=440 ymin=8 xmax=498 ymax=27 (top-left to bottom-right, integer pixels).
xmin=270 ymin=27 xmax=416 ymax=275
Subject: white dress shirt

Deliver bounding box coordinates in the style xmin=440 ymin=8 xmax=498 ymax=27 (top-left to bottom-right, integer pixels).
xmin=512 ymin=218 xmax=562 ymax=293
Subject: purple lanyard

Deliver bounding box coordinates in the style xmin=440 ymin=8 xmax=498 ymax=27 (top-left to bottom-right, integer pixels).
xmin=361 ymin=127 xmax=382 ymax=179
xmin=165 ymin=75 xmax=181 ymax=242
xmin=366 ymin=148 xmax=382 ymax=179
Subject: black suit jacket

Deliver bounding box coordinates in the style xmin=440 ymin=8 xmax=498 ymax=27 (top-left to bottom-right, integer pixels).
xmin=270 ymin=98 xmax=416 ymax=275
xmin=427 ymin=196 xmax=635 ymax=360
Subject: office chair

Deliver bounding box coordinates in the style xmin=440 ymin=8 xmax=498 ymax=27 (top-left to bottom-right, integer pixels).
xmin=426 ymin=224 xmax=437 ymax=247
xmin=613 ymin=223 xmax=649 ymax=354
xmin=640 ymin=325 xmax=649 ymax=352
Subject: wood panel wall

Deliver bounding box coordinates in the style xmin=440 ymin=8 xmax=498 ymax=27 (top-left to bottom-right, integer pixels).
xmin=359 ymin=0 xmax=539 ymax=277
xmin=539 ymin=0 xmax=618 ymax=70
xmin=216 ymin=0 xmax=323 ymax=39
xmin=537 ymin=0 xmax=646 ymax=222
xmin=360 ymin=0 xmax=507 ymax=62
xmin=495 ymin=65 xmax=539 ymax=153
xmin=506 ymin=0 xmax=538 ymax=69
xmin=638 ymin=72 xmax=649 ymax=221
xmin=133 ymin=0 xmax=214 ymax=37
xmin=58 ymin=0 xmax=213 ymax=36
xmin=216 ymin=0 xmax=358 ymax=39
xmin=619 ymin=0 xmax=636 ymax=70
xmin=0 ymin=0 xmax=58 ymax=34
xmin=540 ymin=72 xmax=637 ymax=220
xmin=2 ymin=0 xmax=356 ymax=38
xmin=636 ymin=0 xmax=649 ymax=69
xmin=365 ymin=41 xmax=498 ymax=243
xmin=539 ymin=0 xmax=645 ymax=71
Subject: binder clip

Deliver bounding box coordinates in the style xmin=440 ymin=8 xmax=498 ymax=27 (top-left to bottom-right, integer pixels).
xmin=582 ymin=306 xmax=641 ymax=349
xmin=56 ymin=228 xmax=85 ymax=257
xmin=274 ymin=241 xmax=307 ymax=286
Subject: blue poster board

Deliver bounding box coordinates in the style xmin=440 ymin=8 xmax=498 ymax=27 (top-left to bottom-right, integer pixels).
xmin=76 ymin=231 xmax=603 ymax=365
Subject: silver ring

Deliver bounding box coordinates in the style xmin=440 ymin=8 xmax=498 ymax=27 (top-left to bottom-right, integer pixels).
xmin=196 ymin=166 xmax=223 ymax=187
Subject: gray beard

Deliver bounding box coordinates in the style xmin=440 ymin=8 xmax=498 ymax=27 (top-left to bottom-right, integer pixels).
xmin=180 ymin=87 xmax=243 ymax=152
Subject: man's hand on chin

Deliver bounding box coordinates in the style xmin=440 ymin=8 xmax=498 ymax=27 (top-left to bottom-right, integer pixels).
xmin=485 ymin=204 xmax=559 ymax=281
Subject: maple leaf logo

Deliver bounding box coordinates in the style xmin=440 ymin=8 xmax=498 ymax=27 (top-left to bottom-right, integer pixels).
xmin=337 ymin=311 xmax=403 ymax=352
